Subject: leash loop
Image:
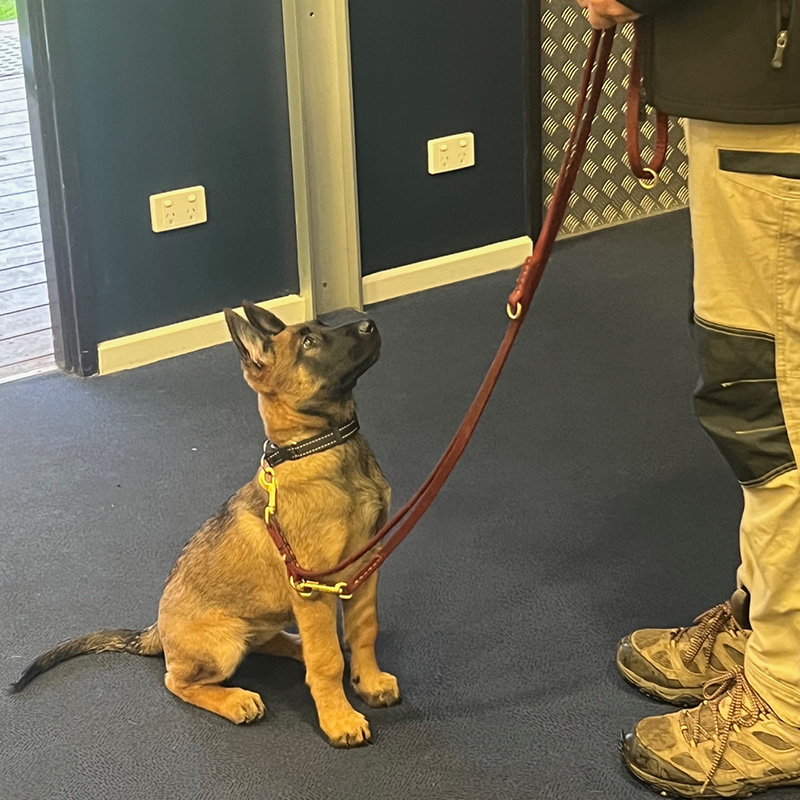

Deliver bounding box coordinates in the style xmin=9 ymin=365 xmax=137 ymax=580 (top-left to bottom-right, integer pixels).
xmin=626 ymin=22 xmax=668 ymax=187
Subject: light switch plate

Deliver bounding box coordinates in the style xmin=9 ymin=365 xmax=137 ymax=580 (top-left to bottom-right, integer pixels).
xmin=427 ymin=132 xmax=475 ymax=175
xmin=150 ymin=185 xmax=207 ymax=233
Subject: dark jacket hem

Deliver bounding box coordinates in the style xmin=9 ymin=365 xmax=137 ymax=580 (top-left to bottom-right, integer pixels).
xmin=636 ymin=0 xmax=800 ymax=125
xmin=651 ymin=94 xmax=800 ymax=126
xmin=623 ymin=0 xmax=673 ymax=14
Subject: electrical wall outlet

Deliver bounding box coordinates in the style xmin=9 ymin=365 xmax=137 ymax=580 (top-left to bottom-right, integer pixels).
xmin=149 ymin=185 xmax=207 ymax=233
xmin=427 ymin=132 xmax=475 ymax=175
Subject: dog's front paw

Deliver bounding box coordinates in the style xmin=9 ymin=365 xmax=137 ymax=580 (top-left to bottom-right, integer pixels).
xmin=353 ymin=671 xmax=401 ymax=708
xmin=320 ymin=707 xmax=372 ymax=748
xmin=221 ymin=688 xmax=266 ymax=724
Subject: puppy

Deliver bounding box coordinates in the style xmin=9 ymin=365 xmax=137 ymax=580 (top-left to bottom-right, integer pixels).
xmin=11 ymin=302 xmax=399 ymax=747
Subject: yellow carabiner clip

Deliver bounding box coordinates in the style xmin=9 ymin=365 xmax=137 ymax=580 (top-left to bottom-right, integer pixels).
xmin=259 ymin=464 xmax=278 ymax=522
xmin=290 ymin=577 xmax=353 ymax=600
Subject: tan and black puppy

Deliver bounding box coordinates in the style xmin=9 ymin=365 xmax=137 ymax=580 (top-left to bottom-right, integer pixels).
xmin=10 ymin=302 xmax=399 ymax=747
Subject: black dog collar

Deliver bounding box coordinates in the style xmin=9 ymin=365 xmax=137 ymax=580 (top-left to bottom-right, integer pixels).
xmin=262 ymin=417 xmax=360 ymax=468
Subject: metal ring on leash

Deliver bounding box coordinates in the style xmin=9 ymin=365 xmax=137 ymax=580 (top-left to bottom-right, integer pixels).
xmin=507 ymin=302 xmax=522 ymax=320
xmin=638 ymin=167 xmax=659 ymax=191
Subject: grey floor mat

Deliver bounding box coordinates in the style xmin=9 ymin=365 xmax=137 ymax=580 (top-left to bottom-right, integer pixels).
xmin=3 ymin=210 xmax=771 ymax=800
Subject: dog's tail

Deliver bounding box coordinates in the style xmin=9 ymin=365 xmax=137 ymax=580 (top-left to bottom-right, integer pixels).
xmin=8 ymin=624 xmax=162 ymax=693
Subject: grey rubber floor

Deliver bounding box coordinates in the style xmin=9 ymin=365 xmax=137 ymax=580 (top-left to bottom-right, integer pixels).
xmin=2 ymin=211 xmax=779 ymax=800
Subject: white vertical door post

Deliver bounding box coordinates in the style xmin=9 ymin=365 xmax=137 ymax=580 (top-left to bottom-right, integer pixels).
xmin=282 ymin=0 xmax=363 ymax=317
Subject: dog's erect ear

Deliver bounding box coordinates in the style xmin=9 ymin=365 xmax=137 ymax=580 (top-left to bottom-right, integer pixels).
xmin=242 ymin=301 xmax=286 ymax=336
xmin=224 ymin=308 xmax=270 ymax=366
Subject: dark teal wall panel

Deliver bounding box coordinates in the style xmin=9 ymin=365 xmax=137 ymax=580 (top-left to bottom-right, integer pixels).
xmin=349 ymin=1 xmax=529 ymax=275
xmin=61 ymin=0 xmax=298 ymax=341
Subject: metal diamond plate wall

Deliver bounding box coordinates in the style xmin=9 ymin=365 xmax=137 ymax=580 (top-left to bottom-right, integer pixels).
xmin=541 ymin=3 xmax=688 ymax=235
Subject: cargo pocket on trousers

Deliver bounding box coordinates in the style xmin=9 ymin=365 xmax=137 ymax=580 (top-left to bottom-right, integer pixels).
xmin=692 ymin=314 xmax=797 ymax=487
xmin=718 ymin=149 xmax=800 ymax=198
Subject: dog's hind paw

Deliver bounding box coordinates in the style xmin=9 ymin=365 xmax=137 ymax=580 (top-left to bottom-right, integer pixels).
xmin=353 ymin=671 xmax=401 ymax=708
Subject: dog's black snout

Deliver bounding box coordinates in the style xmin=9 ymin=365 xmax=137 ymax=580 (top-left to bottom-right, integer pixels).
xmin=358 ymin=320 xmax=376 ymax=335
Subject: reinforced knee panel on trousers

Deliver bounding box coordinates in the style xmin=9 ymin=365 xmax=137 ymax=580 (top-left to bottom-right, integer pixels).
xmin=692 ymin=315 xmax=797 ymax=487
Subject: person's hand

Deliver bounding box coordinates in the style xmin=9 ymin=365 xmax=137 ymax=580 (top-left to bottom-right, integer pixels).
xmin=576 ymin=0 xmax=641 ymax=29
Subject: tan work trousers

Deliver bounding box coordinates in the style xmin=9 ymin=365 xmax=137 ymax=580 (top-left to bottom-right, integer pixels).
xmin=686 ymin=119 xmax=800 ymax=724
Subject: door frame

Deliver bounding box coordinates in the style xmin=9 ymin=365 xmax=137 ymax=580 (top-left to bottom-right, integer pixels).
xmin=17 ymin=0 xmax=98 ymax=377
xmin=526 ymin=0 xmax=543 ymax=238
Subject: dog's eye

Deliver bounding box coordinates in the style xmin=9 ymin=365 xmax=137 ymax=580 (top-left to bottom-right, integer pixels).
xmin=302 ymin=335 xmax=316 ymax=350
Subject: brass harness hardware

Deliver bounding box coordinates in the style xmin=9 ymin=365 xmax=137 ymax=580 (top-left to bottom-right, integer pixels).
xmin=260 ymin=462 xmax=353 ymax=600
xmin=290 ymin=576 xmax=353 ymax=600
xmin=258 ymin=461 xmax=278 ymax=522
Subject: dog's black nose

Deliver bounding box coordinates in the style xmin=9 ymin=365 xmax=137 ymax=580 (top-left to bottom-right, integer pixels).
xmin=358 ymin=320 xmax=376 ymax=335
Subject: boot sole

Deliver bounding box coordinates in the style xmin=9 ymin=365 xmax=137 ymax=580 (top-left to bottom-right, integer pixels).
xmin=619 ymin=733 xmax=800 ymax=798
xmin=616 ymin=657 xmax=702 ymax=708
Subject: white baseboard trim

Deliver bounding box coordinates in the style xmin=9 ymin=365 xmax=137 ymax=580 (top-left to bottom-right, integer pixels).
xmin=362 ymin=235 xmax=533 ymax=306
xmin=96 ymin=236 xmax=533 ymax=375
xmin=97 ymin=294 xmax=308 ymax=375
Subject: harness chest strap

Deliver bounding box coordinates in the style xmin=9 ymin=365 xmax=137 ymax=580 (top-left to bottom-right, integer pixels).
xmin=260 ymin=463 xmax=386 ymax=600
xmin=258 ymin=419 xmax=384 ymax=599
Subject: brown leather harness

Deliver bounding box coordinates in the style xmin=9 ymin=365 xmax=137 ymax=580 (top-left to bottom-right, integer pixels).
xmin=261 ymin=24 xmax=669 ymax=600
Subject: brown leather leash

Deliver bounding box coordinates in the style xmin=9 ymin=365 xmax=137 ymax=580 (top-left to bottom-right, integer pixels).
xmin=626 ymin=27 xmax=669 ymax=189
xmin=264 ymin=24 xmax=667 ymax=599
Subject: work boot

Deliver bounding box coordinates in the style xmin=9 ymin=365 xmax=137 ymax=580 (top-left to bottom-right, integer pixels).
xmin=617 ymin=602 xmax=750 ymax=706
xmin=621 ymin=667 xmax=800 ymax=797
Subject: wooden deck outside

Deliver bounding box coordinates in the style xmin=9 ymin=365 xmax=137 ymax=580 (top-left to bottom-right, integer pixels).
xmin=0 ymin=20 xmax=54 ymax=384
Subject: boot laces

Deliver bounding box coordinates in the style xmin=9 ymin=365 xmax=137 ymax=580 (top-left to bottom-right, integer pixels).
xmin=670 ymin=602 xmax=743 ymax=667
xmin=679 ymin=667 xmax=772 ymax=789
